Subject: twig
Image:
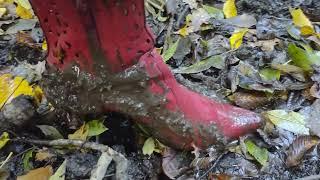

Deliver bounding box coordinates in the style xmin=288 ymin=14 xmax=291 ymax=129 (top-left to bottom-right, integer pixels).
xmin=90 ymin=151 xmax=113 ymax=180
xmin=13 ymin=138 xmax=128 ymax=180
xmin=0 ymin=152 xmax=13 ymax=169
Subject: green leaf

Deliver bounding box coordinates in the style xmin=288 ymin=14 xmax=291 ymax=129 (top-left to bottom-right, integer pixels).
xmin=0 ymin=132 xmax=10 ymax=150
xmin=265 ymin=110 xmax=309 ymax=135
xmin=173 ymin=55 xmax=224 ymax=74
xmin=259 ymin=68 xmax=281 ymax=81
xmin=49 ymin=160 xmax=67 ymax=180
xmin=245 ymin=140 xmax=268 ymax=166
xmin=22 ymin=149 xmax=34 ymax=172
xmin=202 ymin=5 xmax=224 ymax=19
xmin=162 ymin=38 xmax=180 ymax=62
xmin=142 ymin=137 xmax=155 ymax=156
xmin=288 ymin=43 xmax=320 ymax=71
xmin=37 ymin=125 xmax=64 ymax=140
xmin=86 ymin=120 xmax=108 ymax=137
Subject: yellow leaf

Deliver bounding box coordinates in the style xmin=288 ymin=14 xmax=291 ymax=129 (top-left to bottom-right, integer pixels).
xmin=42 ymin=40 xmax=47 ymax=51
xmin=14 ymin=0 xmax=31 ymax=10
xmin=0 ymin=132 xmax=9 ymax=149
xmin=290 ymin=8 xmax=314 ymax=35
xmin=142 ymin=137 xmax=155 ymax=155
xmin=17 ymin=166 xmax=53 ymax=180
xmin=178 ymin=25 xmax=189 ymax=37
xmin=300 ymin=25 xmax=315 ymax=36
xmin=0 ymin=74 xmax=44 ymax=109
xmin=230 ymin=28 xmax=248 ymax=49
xmin=68 ymin=124 xmax=88 ymax=140
xmin=16 ymin=4 xmax=33 ymax=19
xmin=0 ymin=74 xmax=22 ymax=109
xmin=0 ymin=7 xmax=6 ymax=17
xmin=223 ymin=0 xmax=237 ymax=18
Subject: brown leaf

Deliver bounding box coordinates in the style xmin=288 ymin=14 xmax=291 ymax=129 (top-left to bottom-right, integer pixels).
xmin=229 ymin=92 xmax=271 ymax=110
xmin=17 ymin=166 xmax=53 ymax=180
xmin=286 ymin=136 xmax=320 ymax=167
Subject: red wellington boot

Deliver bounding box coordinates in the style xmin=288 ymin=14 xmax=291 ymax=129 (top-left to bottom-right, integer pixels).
xmin=30 ymin=0 xmax=262 ymax=149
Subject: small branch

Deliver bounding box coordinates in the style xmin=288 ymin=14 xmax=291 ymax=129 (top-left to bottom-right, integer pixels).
xmin=13 ymin=138 xmax=128 ymax=180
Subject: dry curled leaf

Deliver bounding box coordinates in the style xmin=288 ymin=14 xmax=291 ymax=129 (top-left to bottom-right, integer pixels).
xmin=286 ymin=136 xmax=320 ymax=167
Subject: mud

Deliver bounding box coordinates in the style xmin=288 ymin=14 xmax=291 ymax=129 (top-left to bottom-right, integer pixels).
xmin=40 ymin=58 xmax=226 ymax=149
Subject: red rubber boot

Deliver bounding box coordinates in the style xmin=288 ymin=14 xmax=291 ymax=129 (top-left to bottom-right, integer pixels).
xmin=30 ymin=0 xmax=262 ymax=149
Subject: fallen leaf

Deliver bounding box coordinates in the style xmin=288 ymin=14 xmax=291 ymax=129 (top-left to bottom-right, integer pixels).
xmin=162 ymin=38 xmax=180 ymax=62
xmin=202 ymin=4 xmax=224 ymax=19
xmin=68 ymin=124 xmax=88 ymax=140
xmin=230 ymin=28 xmax=248 ymax=49
xmin=245 ymin=140 xmax=269 ymax=166
xmin=22 ymin=149 xmax=34 ymax=172
xmin=286 ymin=136 xmax=320 ymax=167
xmin=177 ymin=25 xmax=189 ymax=37
xmin=86 ymin=120 xmax=108 ymax=137
xmin=0 ymin=7 xmax=6 ymax=17
xmin=5 ymin=19 xmax=37 ymax=34
xmin=35 ymin=150 xmax=55 ymax=162
xmin=300 ymin=25 xmax=314 ymax=36
xmin=271 ymin=64 xmax=306 ymax=82
xmin=230 ymin=92 xmax=271 ymax=110
xmin=173 ymin=55 xmax=224 ymax=74
xmin=49 ymin=160 xmax=67 ymax=180
xmin=42 ymin=40 xmax=47 ymax=51
xmin=17 ymin=166 xmax=53 ymax=180
xmin=223 ymin=0 xmax=237 ymax=18
xmin=16 ymin=4 xmax=32 ymax=19
xmin=287 ymin=43 xmax=320 ymax=71
xmin=37 ymin=125 xmax=64 ymax=140
xmin=290 ymin=8 xmax=314 ymax=34
xmin=265 ymin=110 xmax=309 ymax=135
xmin=142 ymin=137 xmax=155 ymax=156
xmin=259 ymin=68 xmax=281 ymax=81
xmin=287 ymin=25 xmax=301 ymax=40
xmin=0 ymin=132 xmax=9 ymax=149
xmin=223 ymin=14 xmax=257 ymax=28
xmin=14 ymin=0 xmax=31 ymax=9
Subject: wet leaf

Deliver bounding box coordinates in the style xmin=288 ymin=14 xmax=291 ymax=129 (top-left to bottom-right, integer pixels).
xmin=265 ymin=110 xmax=309 ymax=135
xmin=37 ymin=125 xmax=64 ymax=139
xmin=202 ymin=5 xmax=224 ymax=19
xmin=49 ymin=160 xmax=67 ymax=180
xmin=286 ymin=136 xmax=320 ymax=167
xmin=290 ymin=8 xmax=314 ymax=33
xmin=0 ymin=7 xmax=6 ymax=17
xmin=17 ymin=166 xmax=53 ymax=180
xmin=142 ymin=137 xmax=155 ymax=155
xmin=162 ymin=38 xmax=180 ymax=62
xmin=35 ymin=150 xmax=54 ymax=162
xmin=173 ymin=55 xmax=224 ymax=74
xmin=230 ymin=28 xmax=248 ymax=49
xmin=42 ymin=40 xmax=47 ymax=51
xmin=230 ymin=92 xmax=271 ymax=110
xmin=288 ymin=43 xmax=320 ymax=71
xmin=223 ymin=14 xmax=257 ymax=28
xmin=0 ymin=132 xmax=9 ymax=149
xmin=5 ymin=19 xmax=37 ymax=34
xmin=259 ymin=68 xmax=281 ymax=81
xmin=245 ymin=140 xmax=268 ymax=166
xmin=223 ymin=0 xmax=237 ymax=18
xmin=86 ymin=119 xmax=108 ymax=137
xmin=287 ymin=25 xmax=301 ymax=40
xmin=301 ymin=25 xmax=314 ymax=36
xmin=22 ymin=149 xmax=34 ymax=172
xmin=14 ymin=0 xmax=31 ymax=10
xmin=271 ymin=64 xmax=306 ymax=82
xmin=16 ymin=4 xmax=33 ymax=19
xmin=68 ymin=124 xmax=88 ymax=140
